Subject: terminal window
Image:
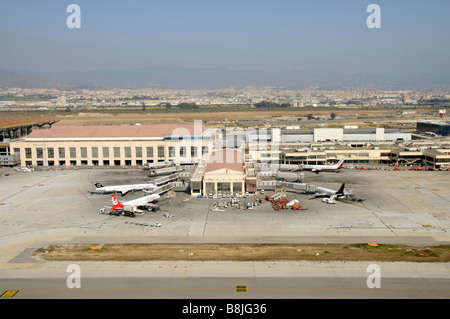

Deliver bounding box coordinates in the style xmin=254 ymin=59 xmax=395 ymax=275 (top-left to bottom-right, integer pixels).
xmin=191 ymin=146 xmax=197 ymax=157
xmin=113 ymin=147 xmax=120 ymax=158
xmin=69 ymin=147 xmax=76 ymax=158
xmin=180 ymin=146 xmax=186 ymax=157
xmin=91 ymin=147 xmax=98 ymax=158
xmin=233 ymin=183 xmax=242 ymax=193
xmin=102 ymin=147 xmax=109 ymax=158
xmin=157 ymin=146 xmax=164 ymax=158
xmin=135 ymin=147 xmax=142 ymax=158
xmin=25 ymin=148 xmax=32 ymax=159
xmin=205 ymin=182 xmax=214 ymax=193
xmin=58 ymin=147 xmax=65 ymax=159
xmin=169 ymin=146 xmax=175 ymax=158
xmin=80 ymin=147 xmax=87 ymax=158
xmin=124 ymin=147 xmax=131 ymax=158
xmin=36 ymin=148 xmax=43 ymax=159
xmin=146 ymin=147 xmax=153 ymax=157
xmin=217 ymin=182 xmax=231 ymax=192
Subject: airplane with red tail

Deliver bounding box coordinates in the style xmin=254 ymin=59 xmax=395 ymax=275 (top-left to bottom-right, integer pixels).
xmin=100 ymin=193 xmax=161 ymax=216
xmin=303 ymin=159 xmax=345 ymax=173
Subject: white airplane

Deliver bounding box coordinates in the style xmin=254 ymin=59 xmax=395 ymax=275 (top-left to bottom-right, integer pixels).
xmin=313 ymin=183 xmax=353 ymax=199
xmin=303 ymin=159 xmax=345 ymax=173
xmin=92 ymin=181 xmax=156 ymax=196
xmin=99 ymin=193 xmax=161 ymax=216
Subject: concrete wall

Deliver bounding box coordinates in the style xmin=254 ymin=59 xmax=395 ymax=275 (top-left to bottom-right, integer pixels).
xmin=313 ymin=128 xmax=344 ymax=142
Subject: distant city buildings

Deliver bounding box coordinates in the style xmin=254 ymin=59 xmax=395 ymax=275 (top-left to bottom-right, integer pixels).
xmin=0 ymin=87 xmax=449 ymax=111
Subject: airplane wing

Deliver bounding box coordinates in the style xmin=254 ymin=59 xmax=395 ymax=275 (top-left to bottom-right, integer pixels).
xmin=120 ymin=188 xmax=133 ymax=196
xmin=124 ymin=197 xmax=149 ymax=207
xmin=123 ymin=193 xmax=160 ymax=206
xmin=120 ymin=184 xmax=156 ymax=195
xmin=314 ymin=192 xmax=328 ymax=197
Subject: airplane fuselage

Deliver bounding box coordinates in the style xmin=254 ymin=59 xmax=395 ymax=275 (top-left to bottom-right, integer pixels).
xmin=95 ymin=183 xmax=155 ymax=195
xmin=303 ymin=159 xmax=345 ymax=173
xmin=313 ymin=183 xmax=352 ymax=199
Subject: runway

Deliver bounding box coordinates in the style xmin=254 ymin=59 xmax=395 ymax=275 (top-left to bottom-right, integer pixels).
xmin=2 ymin=277 xmax=450 ymax=299
xmin=1 ymin=261 xmax=449 ymax=299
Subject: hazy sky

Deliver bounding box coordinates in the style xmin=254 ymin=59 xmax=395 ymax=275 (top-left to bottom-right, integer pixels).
xmin=1 ymin=0 xmax=449 ymax=75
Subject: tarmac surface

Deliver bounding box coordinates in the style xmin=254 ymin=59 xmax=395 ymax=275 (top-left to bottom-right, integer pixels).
xmin=1 ymin=260 xmax=449 ymax=299
xmin=0 ymin=165 xmax=449 ymax=298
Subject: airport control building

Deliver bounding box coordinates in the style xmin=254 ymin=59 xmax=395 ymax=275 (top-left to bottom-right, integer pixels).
xmin=10 ymin=123 xmax=213 ymax=167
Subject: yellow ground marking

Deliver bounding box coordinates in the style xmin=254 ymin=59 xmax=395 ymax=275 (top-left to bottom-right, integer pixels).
xmin=1 ymin=290 xmax=19 ymax=298
xmin=235 ymin=285 xmax=248 ymax=292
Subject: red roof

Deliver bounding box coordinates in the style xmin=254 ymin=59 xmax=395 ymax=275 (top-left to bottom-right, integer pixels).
xmin=26 ymin=124 xmax=201 ymax=139
xmin=205 ymin=149 xmax=244 ymax=173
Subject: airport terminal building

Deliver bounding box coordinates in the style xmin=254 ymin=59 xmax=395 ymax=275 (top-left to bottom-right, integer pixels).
xmin=8 ymin=122 xmax=450 ymax=170
xmin=280 ymin=127 xmax=412 ymax=143
xmin=188 ymin=148 xmax=260 ymax=197
xmin=10 ymin=123 xmax=213 ymax=167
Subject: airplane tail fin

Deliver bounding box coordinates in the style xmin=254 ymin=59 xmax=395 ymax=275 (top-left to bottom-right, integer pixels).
xmin=93 ymin=181 xmax=104 ymax=188
xmin=337 ymin=183 xmax=345 ymax=195
xmin=111 ymin=195 xmax=124 ymax=210
xmin=338 ymin=159 xmax=345 ymax=168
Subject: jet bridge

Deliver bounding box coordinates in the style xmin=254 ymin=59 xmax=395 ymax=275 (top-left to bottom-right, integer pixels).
xmin=144 ymin=183 xmax=173 ymax=196
xmin=257 ymin=169 xmax=305 ymax=182
xmin=257 ymin=180 xmax=317 ymax=193
xmin=148 ymin=166 xmax=180 ymax=177
xmin=152 ymin=173 xmax=178 ymax=186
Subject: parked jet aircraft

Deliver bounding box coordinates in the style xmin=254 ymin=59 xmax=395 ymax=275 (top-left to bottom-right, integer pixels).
xmin=92 ymin=181 xmax=156 ymax=196
xmin=303 ymin=159 xmax=345 ymax=173
xmin=99 ymin=193 xmax=161 ymax=216
xmin=313 ymin=183 xmax=353 ymax=199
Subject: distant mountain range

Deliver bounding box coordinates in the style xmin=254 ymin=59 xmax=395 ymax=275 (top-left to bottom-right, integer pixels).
xmin=1 ymin=65 xmax=450 ymax=91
